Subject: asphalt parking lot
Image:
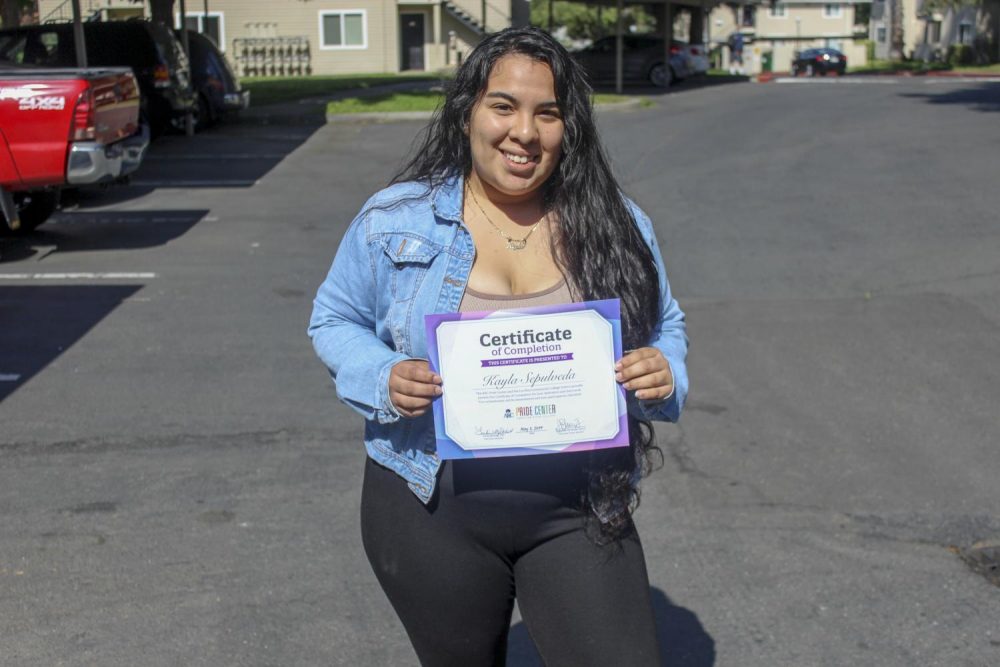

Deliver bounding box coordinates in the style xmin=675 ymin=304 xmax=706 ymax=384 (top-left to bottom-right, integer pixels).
xmin=2 ymin=78 xmax=999 ymax=666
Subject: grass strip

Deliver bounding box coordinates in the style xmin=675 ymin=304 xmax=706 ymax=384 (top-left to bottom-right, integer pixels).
xmin=326 ymin=92 xmax=641 ymax=115
xmin=241 ymin=74 xmax=443 ymax=106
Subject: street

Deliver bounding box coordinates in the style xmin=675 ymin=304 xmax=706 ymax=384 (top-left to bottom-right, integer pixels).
xmin=2 ymin=79 xmax=999 ymax=666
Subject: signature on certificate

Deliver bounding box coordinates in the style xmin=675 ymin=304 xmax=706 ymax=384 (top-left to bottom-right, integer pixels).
xmin=555 ymin=418 xmax=586 ymax=434
xmin=474 ymin=426 xmax=514 ymax=441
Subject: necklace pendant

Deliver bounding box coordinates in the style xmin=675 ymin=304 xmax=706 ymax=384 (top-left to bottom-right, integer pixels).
xmin=506 ymin=239 xmax=527 ymax=251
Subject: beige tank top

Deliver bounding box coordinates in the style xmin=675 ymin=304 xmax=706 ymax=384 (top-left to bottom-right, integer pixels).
xmin=459 ymin=278 xmax=576 ymax=312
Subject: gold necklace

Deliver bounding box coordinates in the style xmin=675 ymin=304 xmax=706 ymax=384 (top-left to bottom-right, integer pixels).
xmin=468 ymin=186 xmax=543 ymax=251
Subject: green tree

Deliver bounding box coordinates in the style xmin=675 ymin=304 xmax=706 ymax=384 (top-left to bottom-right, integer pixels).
xmin=529 ymin=0 xmax=655 ymax=43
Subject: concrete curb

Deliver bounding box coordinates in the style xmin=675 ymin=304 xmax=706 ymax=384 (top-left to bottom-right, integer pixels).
xmin=323 ymin=96 xmax=646 ymax=124
xmin=768 ymin=75 xmax=1000 ymax=84
xmin=758 ymin=72 xmax=1000 ymax=84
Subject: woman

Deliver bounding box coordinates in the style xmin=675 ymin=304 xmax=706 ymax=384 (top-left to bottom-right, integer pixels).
xmin=309 ymin=27 xmax=687 ymax=666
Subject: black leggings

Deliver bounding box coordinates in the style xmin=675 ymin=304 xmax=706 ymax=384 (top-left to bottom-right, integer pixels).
xmin=360 ymin=455 xmax=660 ymax=666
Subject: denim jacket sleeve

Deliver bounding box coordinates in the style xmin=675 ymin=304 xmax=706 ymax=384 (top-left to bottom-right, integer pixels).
xmin=626 ymin=201 xmax=689 ymax=423
xmin=308 ymin=210 xmax=408 ymax=425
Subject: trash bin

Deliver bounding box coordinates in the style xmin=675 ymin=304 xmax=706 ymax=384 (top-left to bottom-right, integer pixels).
xmin=761 ymin=51 xmax=773 ymax=73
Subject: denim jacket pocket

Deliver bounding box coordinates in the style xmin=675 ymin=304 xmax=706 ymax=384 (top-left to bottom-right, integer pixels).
xmin=381 ymin=234 xmax=442 ymax=302
xmin=380 ymin=234 xmax=443 ymax=356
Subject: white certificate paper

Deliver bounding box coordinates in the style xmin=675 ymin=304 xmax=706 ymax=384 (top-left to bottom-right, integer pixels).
xmin=424 ymin=299 xmax=629 ymax=459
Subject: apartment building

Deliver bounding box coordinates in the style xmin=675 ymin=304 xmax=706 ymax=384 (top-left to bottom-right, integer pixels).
xmin=710 ymin=1 xmax=869 ymax=73
xmin=870 ymin=0 xmax=989 ymax=61
xmin=36 ymin=0 xmax=526 ymax=75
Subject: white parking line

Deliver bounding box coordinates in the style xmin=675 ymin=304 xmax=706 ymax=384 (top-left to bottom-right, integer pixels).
xmin=145 ymin=154 xmax=287 ymax=160
xmin=130 ymin=179 xmax=258 ymax=187
xmin=0 ymin=374 xmax=21 ymax=382
xmin=48 ymin=216 xmax=196 ymax=225
xmin=0 ymin=272 xmax=157 ymax=280
xmin=775 ymin=77 xmax=900 ymax=85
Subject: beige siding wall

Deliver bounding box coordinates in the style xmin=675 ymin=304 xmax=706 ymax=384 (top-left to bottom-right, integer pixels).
xmin=710 ymin=2 xmax=867 ymax=72
xmin=39 ymin=0 xmax=400 ymax=74
xmin=197 ymin=0 xmax=399 ymax=74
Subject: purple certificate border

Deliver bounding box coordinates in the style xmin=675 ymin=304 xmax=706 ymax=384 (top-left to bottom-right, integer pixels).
xmin=424 ymin=298 xmax=629 ymax=460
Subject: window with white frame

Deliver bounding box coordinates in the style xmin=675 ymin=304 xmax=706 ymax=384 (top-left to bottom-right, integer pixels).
xmin=876 ymin=26 xmax=886 ymax=42
xmin=823 ymin=4 xmax=843 ymax=18
xmin=320 ymin=10 xmax=367 ymax=49
xmin=769 ymin=4 xmax=787 ymax=18
xmin=175 ymin=12 xmax=224 ymax=49
xmin=958 ymin=22 xmax=973 ymax=45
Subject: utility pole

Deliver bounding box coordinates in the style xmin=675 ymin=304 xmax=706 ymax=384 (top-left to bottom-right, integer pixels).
xmin=70 ymin=0 xmax=87 ymax=67
xmin=179 ymin=0 xmax=194 ymax=136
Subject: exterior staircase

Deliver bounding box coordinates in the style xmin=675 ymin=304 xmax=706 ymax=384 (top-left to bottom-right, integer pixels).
xmin=42 ymin=0 xmax=102 ymax=23
xmin=443 ymin=1 xmax=485 ymax=35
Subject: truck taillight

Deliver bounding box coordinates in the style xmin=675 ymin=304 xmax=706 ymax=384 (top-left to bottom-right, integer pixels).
xmin=70 ymin=88 xmax=96 ymax=141
xmin=153 ymin=64 xmax=171 ymax=88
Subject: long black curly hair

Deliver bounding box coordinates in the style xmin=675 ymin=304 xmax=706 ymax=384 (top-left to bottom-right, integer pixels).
xmin=392 ymin=27 xmax=662 ymax=543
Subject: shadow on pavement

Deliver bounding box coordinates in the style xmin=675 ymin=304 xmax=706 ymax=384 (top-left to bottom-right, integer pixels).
xmin=506 ymin=587 xmax=715 ymax=666
xmin=0 ymin=284 xmax=143 ymax=404
xmin=900 ymin=83 xmax=1000 ymax=112
xmin=0 ymin=210 xmax=209 ymax=261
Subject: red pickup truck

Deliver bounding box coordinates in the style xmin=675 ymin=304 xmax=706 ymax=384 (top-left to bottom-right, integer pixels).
xmin=0 ymin=66 xmax=147 ymax=233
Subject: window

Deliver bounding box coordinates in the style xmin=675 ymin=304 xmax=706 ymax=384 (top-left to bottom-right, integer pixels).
xmin=741 ymin=6 xmax=756 ymax=27
xmin=927 ymin=20 xmax=941 ymax=43
xmin=876 ymin=26 xmax=887 ymax=43
xmin=958 ymin=22 xmax=973 ymax=45
xmin=320 ymin=11 xmax=367 ymax=49
xmin=769 ymin=4 xmax=787 ymax=18
xmin=823 ymin=4 xmax=843 ymax=18
xmin=175 ymin=12 xmax=225 ymax=49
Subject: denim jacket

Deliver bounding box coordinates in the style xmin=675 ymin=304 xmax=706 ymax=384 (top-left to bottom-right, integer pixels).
xmin=308 ymin=174 xmax=688 ymax=503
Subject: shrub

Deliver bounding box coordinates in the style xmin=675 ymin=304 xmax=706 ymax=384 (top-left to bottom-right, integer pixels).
xmin=947 ymin=44 xmax=975 ymax=67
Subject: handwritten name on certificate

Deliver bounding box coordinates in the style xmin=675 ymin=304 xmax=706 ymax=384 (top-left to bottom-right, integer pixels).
xmin=424 ymin=299 xmax=630 ymax=459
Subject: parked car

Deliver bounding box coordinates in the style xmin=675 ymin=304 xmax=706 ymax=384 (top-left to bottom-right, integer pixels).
xmin=0 ymin=65 xmax=146 ymax=233
xmin=791 ymin=48 xmax=847 ymax=76
xmin=0 ymin=20 xmax=195 ymax=137
xmin=573 ymin=35 xmax=692 ymax=88
xmin=674 ymin=41 xmax=709 ymax=75
xmin=173 ymin=30 xmax=249 ymax=131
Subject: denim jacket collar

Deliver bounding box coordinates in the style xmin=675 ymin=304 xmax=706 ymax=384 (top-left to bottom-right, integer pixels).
xmin=430 ymin=173 xmax=465 ymax=224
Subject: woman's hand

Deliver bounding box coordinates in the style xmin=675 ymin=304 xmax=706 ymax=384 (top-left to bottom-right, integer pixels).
xmin=615 ymin=347 xmax=673 ymax=401
xmin=389 ymin=360 xmax=443 ymax=418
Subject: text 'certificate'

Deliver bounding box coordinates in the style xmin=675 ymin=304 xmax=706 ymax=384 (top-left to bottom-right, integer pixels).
xmin=425 ymin=299 xmax=629 ymax=459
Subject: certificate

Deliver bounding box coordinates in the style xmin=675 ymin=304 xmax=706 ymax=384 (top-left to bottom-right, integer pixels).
xmin=424 ymin=299 xmax=629 ymax=459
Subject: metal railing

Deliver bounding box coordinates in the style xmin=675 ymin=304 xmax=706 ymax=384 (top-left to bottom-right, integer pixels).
xmin=42 ymin=0 xmax=100 ymax=24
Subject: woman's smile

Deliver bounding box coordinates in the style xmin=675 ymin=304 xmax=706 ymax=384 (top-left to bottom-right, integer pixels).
xmin=466 ymin=54 xmax=564 ymax=204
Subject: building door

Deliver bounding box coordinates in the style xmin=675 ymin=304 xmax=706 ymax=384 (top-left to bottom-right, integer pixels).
xmin=400 ymin=13 xmax=425 ymax=71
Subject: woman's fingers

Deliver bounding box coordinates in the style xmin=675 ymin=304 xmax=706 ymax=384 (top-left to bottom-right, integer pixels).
xmin=614 ymin=347 xmax=673 ymax=399
xmin=390 ymin=376 xmax=443 ymax=399
xmin=389 ymin=360 xmax=443 ymax=418
xmin=392 ymin=360 xmax=442 ymax=385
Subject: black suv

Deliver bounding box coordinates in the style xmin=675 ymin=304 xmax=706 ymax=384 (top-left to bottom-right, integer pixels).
xmin=0 ymin=20 xmax=195 ymax=136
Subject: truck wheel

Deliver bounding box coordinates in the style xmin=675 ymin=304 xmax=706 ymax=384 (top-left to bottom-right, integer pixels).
xmin=1 ymin=191 xmax=59 ymax=235
xmin=194 ymin=93 xmax=214 ymax=132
